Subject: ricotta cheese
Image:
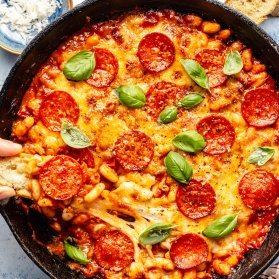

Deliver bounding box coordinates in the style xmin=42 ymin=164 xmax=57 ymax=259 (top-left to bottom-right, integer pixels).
xmin=0 ymin=0 xmax=60 ymax=44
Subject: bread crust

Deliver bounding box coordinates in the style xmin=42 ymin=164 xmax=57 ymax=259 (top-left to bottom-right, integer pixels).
xmin=225 ymin=0 xmax=278 ymax=24
xmin=271 ymin=1 xmax=279 ymax=16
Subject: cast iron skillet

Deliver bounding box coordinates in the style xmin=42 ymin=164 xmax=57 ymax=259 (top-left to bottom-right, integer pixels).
xmin=0 ymin=0 xmax=279 ymax=278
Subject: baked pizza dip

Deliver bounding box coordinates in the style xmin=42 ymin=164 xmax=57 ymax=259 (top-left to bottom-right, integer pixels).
xmin=6 ymin=8 xmax=279 ymax=279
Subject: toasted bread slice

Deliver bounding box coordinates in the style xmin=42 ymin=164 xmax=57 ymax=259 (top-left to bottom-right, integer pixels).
xmin=225 ymin=0 xmax=278 ymax=24
xmin=271 ymin=2 xmax=279 ymax=16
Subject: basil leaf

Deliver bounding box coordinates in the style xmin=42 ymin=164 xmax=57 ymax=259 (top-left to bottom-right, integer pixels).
xmin=164 ymin=151 xmax=192 ymax=184
xmin=178 ymin=93 xmax=204 ymax=109
xmin=114 ymin=84 xmax=146 ymax=108
xmin=64 ymin=237 xmax=90 ymax=265
xmin=139 ymin=222 xmax=177 ymax=245
xmin=181 ymin=59 xmax=210 ymax=92
xmin=223 ymin=50 xmax=243 ymax=75
xmin=158 ymin=106 xmax=178 ymax=124
xmin=63 ymin=50 xmax=95 ymax=81
xmin=61 ymin=123 xmax=91 ymax=149
xmin=172 ymin=130 xmax=206 ymax=153
xmin=203 ymin=213 xmax=238 ymax=238
xmin=247 ymin=146 xmax=275 ymax=166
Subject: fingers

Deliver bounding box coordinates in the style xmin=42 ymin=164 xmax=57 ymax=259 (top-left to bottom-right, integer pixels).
xmin=0 ymin=187 xmax=16 ymax=199
xmin=0 ymin=139 xmax=22 ymax=200
xmin=0 ymin=138 xmax=22 ymax=156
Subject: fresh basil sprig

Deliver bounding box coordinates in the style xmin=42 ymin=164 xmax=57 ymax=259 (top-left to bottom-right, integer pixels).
xmin=114 ymin=84 xmax=146 ymax=108
xmin=177 ymin=93 xmax=204 ymax=109
xmin=172 ymin=130 xmax=206 ymax=153
xmin=223 ymin=50 xmax=243 ymax=75
xmin=61 ymin=123 xmax=91 ymax=149
xmin=181 ymin=59 xmax=210 ymax=92
xmin=164 ymin=151 xmax=192 ymax=184
xmin=203 ymin=213 xmax=238 ymax=238
xmin=63 ymin=50 xmax=95 ymax=81
xmin=139 ymin=222 xmax=177 ymax=245
xmin=247 ymin=146 xmax=275 ymax=166
xmin=158 ymin=106 xmax=178 ymax=124
xmin=64 ymin=237 xmax=90 ymax=265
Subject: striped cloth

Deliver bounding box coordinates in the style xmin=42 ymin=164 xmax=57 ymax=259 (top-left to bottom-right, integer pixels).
xmin=260 ymin=262 xmax=279 ymax=279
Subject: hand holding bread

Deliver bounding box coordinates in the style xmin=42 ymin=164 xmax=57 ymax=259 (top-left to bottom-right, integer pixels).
xmin=0 ymin=139 xmax=22 ymax=199
xmin=0 ymin=138 xmax=22 ymax=157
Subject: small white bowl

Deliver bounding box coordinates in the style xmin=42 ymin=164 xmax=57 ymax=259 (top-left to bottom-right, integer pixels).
xmin=0 ymin=0 xmax=73 ymax=54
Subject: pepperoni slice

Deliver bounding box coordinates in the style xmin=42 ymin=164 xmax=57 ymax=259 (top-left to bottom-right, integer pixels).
xmin=137 ymin=32 xmax=175 ymax=73
xmin=114 ymin=130 xmax=154 ymax=171
xmin=259 ymin=75 xmax=276 ymax=91
xmin=39 ymin=155 xmax=83 ymax=200
xmin=241 ymin=88 xmax=279 ymax=128
xmin=238 ymin=169 xmax=279 ymax=210
xmin=145 ymin=81 xmax=185 ymax=120
xmin=195 ymin=49 xmax=227 ymax=88
xmin=86 ymin=48 xmax=118 ymax=88
xmin=92 ymin=22 xmax=123 ymax=44
xmin=39 ymin=91 xmax=79 ymax=132
xmin=141 ymin=11 xmax=160 ymax=28
xmin=57 ymin=146 xmax=95 ymax=168
xmin=196 ymin=115 xmax=235 ymax=155
xmin=170 ymin=233 xmax=208 ymax=269
xmin=176 ymin=179 xmax=216 ymax=219
xmin=94 ymin=230 xmax=134 ymax=271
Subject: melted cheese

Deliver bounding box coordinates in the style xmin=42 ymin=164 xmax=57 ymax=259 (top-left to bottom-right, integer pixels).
xmin=12 ymin=9 xmax=279 ymax=279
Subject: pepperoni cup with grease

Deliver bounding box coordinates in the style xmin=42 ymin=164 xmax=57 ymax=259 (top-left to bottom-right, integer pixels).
xmin=39 ymin=155 xmax=84 ymax=200
xmin=170 ymin=233 xmax=209 ymax=270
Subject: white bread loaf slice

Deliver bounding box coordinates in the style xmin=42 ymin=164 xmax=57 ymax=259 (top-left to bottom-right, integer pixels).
xmin=0 ymin=156 xmax=30 ymax=190
xmin=0 ymin=154 xmax=52 ymax=199
xmin=0 ymin=156 xmax=31 ymax=199
xmin=225 ymin=0 xmax=278 ymax=24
